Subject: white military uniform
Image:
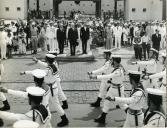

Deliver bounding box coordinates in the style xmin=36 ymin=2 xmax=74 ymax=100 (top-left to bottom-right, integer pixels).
xmin=149 ymin=68 xmax=166 ymax=114
xmin=96 ymin=64 xmax=126 ymax=113
xmin=143 ymin=88 xmax=166 ymax=127
xmin=36 ymin=55 xmax=67 ymax=102
xmin=53 ymin=23 xmax=59 ymax=51
xmin=92 ymin=60 xmax=112 ymax=98
xmin=0 ymin=87 xmax=51 ymax=128
xmin=114 ymin=70 xmax=146 ymax=127
xmin=115 ymin=88 xmax=146 ymax=127
xmin=13 ymin=120 xmax=39 ymax=128
xmin=46 ymin=23 xmax=56 ymax=51
xmin=0 ymin=61 xmax=7 ymax=103
xmin=113 ymin=26 xmax=123 ymax=49
xmin=136 ymin=59 xmax=157 ymax=89
xmin=0 ymin=30 xmax=7 ymax=59
xmin=35 ymin=55 xmax=66 ymax=116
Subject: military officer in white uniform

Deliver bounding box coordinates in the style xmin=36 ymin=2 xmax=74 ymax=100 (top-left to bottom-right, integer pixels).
xmin=108 ymin=70 xmax=146 ymax=127
xmin=143 ymin=88 xmax=166 ymax=127
xmin=88 ymin=50 xmax=112 ymax=107
xmin=90 ymin=55 xmax=126 ymax=124
xmin=13 ymin=120 xmax=39 ymax=128
xmin=0 ymin=86 xmax=51 ymax=128
xmin=46 ymin=22 xmax=56 ymax=51
xmin=32 ymin=55 xmax=69 ymax=127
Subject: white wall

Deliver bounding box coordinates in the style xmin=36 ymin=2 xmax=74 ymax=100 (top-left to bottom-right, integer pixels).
xmin=0 ymin=0 xmax=27 ymax=19
xmin=59 ymin=1 xmax=96 ymax=16
xmin=126 ymin=0 xmax=163 ymax=21
xmin=29 ymin=0 xmax=53 ymax=11
xmin=101 ymin=0 xmax=124 ymax=12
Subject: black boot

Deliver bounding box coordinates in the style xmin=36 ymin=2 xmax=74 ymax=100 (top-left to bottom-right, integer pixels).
xmin=90 ymin=97 xmax=102 ymax=107
xmin=57 ymin=114 xmax=69 ymax=127
xmin=62 ymin=100 xmax=68 ymax=110
xmin=94 ymin=112 xmax=107 ymax=124
xmin=0 ymin=100 xmax=10 ymax=111
xmin=0 ymin=118 xmax=3 ymax=127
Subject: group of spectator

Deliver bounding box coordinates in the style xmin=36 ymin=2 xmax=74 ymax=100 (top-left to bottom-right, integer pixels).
xmin=0 ymin=17 xmax=166 ymax=60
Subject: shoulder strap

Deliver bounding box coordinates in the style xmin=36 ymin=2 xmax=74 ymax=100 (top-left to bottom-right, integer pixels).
xmin=48 ymin=63 xmax=58 ymax=75
xmin=112 ymin=67 xmax=120 ymax=73
xmin=130 ymin=88 xmax=145 ymax=97
xmin=144 ymin=111 xmax=166 ymax=125
xmin=34 ymin=104 xmax=49 ymax=124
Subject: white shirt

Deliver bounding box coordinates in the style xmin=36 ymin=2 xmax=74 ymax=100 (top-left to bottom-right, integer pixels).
xmin=141 ymin=36 xmax=150 ymax=44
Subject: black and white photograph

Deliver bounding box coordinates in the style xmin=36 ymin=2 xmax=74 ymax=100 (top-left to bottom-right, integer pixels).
xmin=0 ymin=0 xmax=166 ymax=127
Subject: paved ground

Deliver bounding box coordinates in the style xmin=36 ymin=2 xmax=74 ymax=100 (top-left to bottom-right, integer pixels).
xmin=0 ymin=47 xmax=165 ymax=127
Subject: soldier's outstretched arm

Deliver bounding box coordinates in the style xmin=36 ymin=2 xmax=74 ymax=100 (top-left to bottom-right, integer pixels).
xmin=92 ymin=62 xmax=111 ymax=74
xmin=36 ymin=60 xmax=48 ymax=67
xmin=7 ymin=89 xmax=28 ymax=99
xmin=97 ymin=70 xmax=120 ymax=80
xmin=32 ymin=57 xmax=48 ymax=67
xmin=149 ymin=71 xmax=166 ymax=79
xmin=0 ymin=111 xmax=30 ymax=122
xmin=114 ymin=91 xmax=143 ymax=104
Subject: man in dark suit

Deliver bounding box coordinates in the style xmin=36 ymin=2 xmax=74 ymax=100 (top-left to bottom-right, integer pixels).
xmin=57 ymin=23 xmax=66 ymax=54
xmin=152 ymin=29 xmax=161 ymax=60
xmin=80 ymin=23 xmax=90 ymax=54
xmin=68 ymin=23 xmax=78 ymax=56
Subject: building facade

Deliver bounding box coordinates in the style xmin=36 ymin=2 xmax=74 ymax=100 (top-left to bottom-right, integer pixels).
xmin=0 ymin=0 xmax=27 ymax=20
xmin=0 ymin=0 xmax=166 ymax=20
xmin=125 ymin=0 xmax=166 ymax=21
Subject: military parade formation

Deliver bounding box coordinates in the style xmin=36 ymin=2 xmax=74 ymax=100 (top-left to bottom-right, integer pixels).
xmin=0 ymin=3 xmax=166 ymax=127
xmin=0 ymin=44 xmax=165 ymax=127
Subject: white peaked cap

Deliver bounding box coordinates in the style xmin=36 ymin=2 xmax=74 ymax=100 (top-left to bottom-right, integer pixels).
xmin=128 ymin=70 xmax=142 ymax=75
xmin=26 ymin=86 xmax=45 ymax=97
xmin=13 ymin=120 xmax=39 ymax=128
xmin=111 ymin=55 xmax=122 ymax=58
xmin=32 ymin=69 xmax=46 ymax=78
xmin=103 ymin=49 xmax=111 ymax=53
xmin=46 ymin=53 xmax=56 ymax=58
xmin=146 ymin=88 xmax=166 ymax=96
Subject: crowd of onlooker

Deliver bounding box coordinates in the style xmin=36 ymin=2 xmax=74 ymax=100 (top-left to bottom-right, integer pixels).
xmin=0 ymin=16 xmax=166 ymax=60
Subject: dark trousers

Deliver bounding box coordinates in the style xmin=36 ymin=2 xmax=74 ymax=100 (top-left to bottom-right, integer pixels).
xmin=58 ymin=40 xmax=64 ymax=54
xmin=153 ymin=46 xmax=160 ymax=60
xmin=70 ymin=43 xmax=76 ymax=56
xmin=7 ymin=45 xmax=12 ymax=58
xmin=134 ymin=45 xmax=142 ymax=60
xmin=142 ymin=43 xmax=150 ymax=59
xmin=82 ymin=40 xmax=88 ymax=54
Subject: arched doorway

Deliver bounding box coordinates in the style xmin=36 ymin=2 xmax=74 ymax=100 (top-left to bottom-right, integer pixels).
xmin=53 ymin=0 xmax=101 ymax=18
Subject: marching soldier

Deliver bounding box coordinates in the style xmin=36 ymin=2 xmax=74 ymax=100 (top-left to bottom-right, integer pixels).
xmin=32 ymin=54 xmax=68 ymax=109
xmin=0 ymin=86 xmax=51 ymax=128
xmin=132 ymin=48 xmax=158 ymax=89
xmin=32 ymin=55 xmax=69 ymax=127
xmin=143 ymin=88 xmax=166 ymax=127
xmin=88 ymin=50 xmax=112 ymax=107
xmin=90 ymin=55 xmax=127 ymax=124
xmin=13 ymin=120 xmax=39 ymax=128
xmin=107 ymin=70 xmax=146 ymax=127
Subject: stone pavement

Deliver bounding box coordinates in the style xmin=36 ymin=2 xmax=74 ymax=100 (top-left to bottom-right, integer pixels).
xmin=0 ymin=47 xmax=165 ymax=127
